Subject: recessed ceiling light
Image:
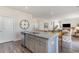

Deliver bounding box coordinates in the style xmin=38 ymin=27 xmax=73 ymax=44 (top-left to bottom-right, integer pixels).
xmin=25 ymin=6 xmax=28 ymax=9
xmin=50 ymin=12 xmax=54 ymax=15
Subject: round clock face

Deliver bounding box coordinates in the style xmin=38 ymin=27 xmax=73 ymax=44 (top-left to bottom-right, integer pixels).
xmin=19 ymin=19 xmax=29 ymax=30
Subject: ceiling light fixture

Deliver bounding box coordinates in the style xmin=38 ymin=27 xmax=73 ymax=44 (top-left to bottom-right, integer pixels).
xmin=25 ymin=6 xmax=28 ymax=9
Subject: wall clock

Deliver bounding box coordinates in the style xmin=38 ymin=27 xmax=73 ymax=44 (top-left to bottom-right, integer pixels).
xmin=19 ymin=19 xmax=30 ymax=30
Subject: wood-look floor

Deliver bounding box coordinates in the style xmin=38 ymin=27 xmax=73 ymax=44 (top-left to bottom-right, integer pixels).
xmin=0 ymin=40 xmax=30 ymax=53
xmin=0 ymin=37 xmax=79 ymax=53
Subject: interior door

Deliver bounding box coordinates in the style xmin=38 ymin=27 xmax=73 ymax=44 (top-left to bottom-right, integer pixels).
xmin=0 ymin=16 xmax=14 ymax=43
xmin=0 ymin=17 xmax=3 ymax=43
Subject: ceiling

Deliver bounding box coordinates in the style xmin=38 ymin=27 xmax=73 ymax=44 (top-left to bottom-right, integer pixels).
xmin=7 ymin=6 xmax=79 ymax=19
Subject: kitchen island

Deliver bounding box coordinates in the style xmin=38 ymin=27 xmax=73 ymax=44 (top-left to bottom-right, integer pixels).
xmin=21 ymin=31 xmax=60 ymax=53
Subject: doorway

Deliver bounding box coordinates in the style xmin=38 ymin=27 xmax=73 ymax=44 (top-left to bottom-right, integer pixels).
xmin=0 ymin=16 xmax=15 ymax=43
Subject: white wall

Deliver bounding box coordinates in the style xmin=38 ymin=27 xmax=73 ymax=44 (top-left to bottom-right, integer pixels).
xmin=0 ymin=7 xmax=33 ymax=43
xmin=0 ymin=7 xmax=78 ymax=43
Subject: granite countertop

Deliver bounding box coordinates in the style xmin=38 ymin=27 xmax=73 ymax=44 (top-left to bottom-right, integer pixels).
xmin=21 ymin=31 xmax=57 ymax=39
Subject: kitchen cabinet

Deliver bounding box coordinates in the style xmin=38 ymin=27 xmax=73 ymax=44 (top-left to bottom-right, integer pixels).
xmin=22 ymin=32 xmax=59 ymax=53
xmin=25 ymin=34 xmax=48 ymax=53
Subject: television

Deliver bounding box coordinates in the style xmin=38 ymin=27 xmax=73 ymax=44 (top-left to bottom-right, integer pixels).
xmin=62 ymin=24 xmax=71 ymax=27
